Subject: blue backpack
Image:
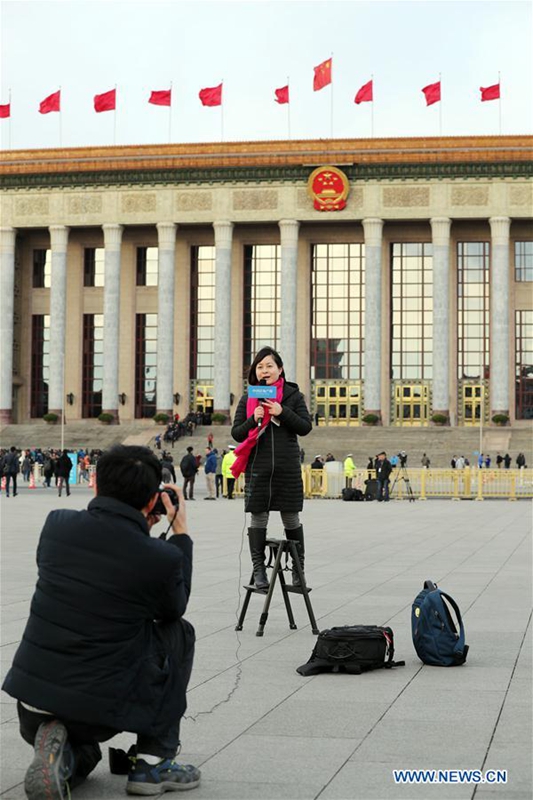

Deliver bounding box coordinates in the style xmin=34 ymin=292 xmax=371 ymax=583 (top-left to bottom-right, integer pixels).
xmin=412 ymin=581 xmax=469 ymax=666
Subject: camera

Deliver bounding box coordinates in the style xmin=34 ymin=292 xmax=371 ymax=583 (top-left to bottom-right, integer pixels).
xmin=398 ymin=451 xmax=408 ymax=467
xmin=152 ymin=487 xmax=179 ymax=516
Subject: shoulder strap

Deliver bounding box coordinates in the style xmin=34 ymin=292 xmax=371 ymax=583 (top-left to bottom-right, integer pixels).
xmin=439 ymin=590 xmax=466 ymax=655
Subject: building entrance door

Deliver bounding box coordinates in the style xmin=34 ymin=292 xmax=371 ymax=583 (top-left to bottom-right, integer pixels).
xmin=393 ymin=383 xmax=430 ymax=426
xmin=461 ymin=384 xmax=484 ymax=426
xmin=313 ymin=382 xmax=362 ymax=426
xmin=192 ymin=383 xmax=214 ymax=414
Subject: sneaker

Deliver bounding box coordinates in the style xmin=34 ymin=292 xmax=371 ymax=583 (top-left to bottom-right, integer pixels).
xmin=127 ymin=758 xmax=201 ymax=795
xmin=24 ymin=719 xmax=74 ymax=800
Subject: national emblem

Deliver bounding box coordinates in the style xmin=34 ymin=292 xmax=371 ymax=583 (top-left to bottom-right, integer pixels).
xmin=307 ymin=166 xmax=350 ymax=212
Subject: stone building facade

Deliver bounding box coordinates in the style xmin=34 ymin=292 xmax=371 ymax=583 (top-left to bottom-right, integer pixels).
xmin=0 ymin=135 xmax=532 ymax=427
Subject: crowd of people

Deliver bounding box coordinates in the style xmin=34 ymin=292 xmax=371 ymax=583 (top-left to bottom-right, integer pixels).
xmin=155 ymin=411 xmax=213 ymax=450
xmin=0 ymin=447 xmax=103 ymax=497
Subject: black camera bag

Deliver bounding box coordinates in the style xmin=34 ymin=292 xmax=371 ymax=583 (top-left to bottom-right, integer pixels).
xmin=296 ymin=625 xmax=405 ymax=676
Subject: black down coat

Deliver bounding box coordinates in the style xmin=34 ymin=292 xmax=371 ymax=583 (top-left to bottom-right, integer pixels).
xmin=2 ymin=496 xmax=193 ymax=738
xmin=231 ymin=381 xmax=312 ymax=513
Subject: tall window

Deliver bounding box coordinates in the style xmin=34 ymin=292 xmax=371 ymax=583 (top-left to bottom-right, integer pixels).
xmin=311 ymin=243 xmax=365 ymax=380
xmin=457 ymin=242 xmax=490 ymax=379
xmin=135 ymin=314 xmax=157 ymax=418
xmin=243 ymin=244 xmax=280 ymax=372
xmin=31 ymin=315 xmax=50 ymax=416
xmin=515 ymin=242 xmax=533 ymax=282
xmin=516 ymin=310 xmax=533 ymax=419
xmin=82 ymin=314 xmax=103 ymax=417
xmin=84 ymin=248 xmax=105 ymax=287
xmin=136 ymin=247 xmax=158 ymax=286
xmin=190 ymin=246 xmax=215 ymax=380
xmin=33 ymin=249 xmax=51 ymax=288
xmin=391 ymin=243 xmax=433 ymax=380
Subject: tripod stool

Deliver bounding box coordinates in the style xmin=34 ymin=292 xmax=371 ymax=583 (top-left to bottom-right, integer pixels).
xmin=236 ymin=538 xmax=319 ymax=637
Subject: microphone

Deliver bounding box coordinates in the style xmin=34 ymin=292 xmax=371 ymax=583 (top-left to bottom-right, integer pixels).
xmin=257 ymin=379 xmax=267 ymax=428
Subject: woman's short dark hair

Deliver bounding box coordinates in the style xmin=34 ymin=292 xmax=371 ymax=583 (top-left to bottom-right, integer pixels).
xmin=96 ymin=445 xmax=162 ymax=510
xmin=247 ymin=347 xmax=284 ymax=385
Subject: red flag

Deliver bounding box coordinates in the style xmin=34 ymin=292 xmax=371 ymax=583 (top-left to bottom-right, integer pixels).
xmin=354 ymin=80 xmax=373 ymax=104
xmin=0 ymin=103 xmax=10 ymax=119
xmin=149 ymin=89 xmax=171 ymax=107
xmin=275 ymin=85 xmax=289 ymax=104
xmin=313 ymin=58 xmax=332 ymax=91
xmin=39 ymin=90 xmax=61 ymax=114
xmin=480 ymin=83 xmax=500 ymax=101
xmin=94 ymin=89 xmax=116 ymax=113
xmin=422 ymin=81 xmax=441 ymax=106
xmin=199 ymin=83 xmax=222 ymax=106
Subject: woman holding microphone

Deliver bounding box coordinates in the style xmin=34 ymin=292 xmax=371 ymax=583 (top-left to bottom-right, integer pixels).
xmin=231 ymin=347 xmax=312 ymax=590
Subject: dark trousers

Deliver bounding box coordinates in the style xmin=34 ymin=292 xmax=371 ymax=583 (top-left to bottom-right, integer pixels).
xmin=5 ymin=474 xmax=17 ymax=495
xmin=215 ymin=474 xmax=223 ymax=497
xmin=58 ymin=477 xmax=70 ymax=496
xmin=377 ymin=479 xmax=390 ymax=501
xmin=182 ymin=475 xmax=195 ymax=499
xmin=17 ymin=618 xmax=195 ymax=780
xmin=226 ymin=477 xmax=235 ymax=499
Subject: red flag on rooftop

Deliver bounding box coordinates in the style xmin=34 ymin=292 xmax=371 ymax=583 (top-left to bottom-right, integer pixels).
xmin=480 ymin=83 xmax=500 ymax=101
xmin=39 ymin=90 xmax=61 ymax=114
xmin=421 ymin=81 xmax=441 ymax=106
xmin=275 ymin=85 xmax=289 ymax=104
xmin=149 ymin=89 xmax=171 ymax=106
xmin=94 ymin=89 xmax=116 ymax=113
xmin=0 ymin=103 xmax=10 ymax=118
xmin=354 ymin=80 xmax=373 ymax=104
xmin=199 ymin=83 xmax=222 ymax=107
xmin=313 ymin=58 xmax=332 ymax=91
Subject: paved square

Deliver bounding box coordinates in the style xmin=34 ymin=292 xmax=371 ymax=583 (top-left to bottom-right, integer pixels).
xmin=1 ymin=485 xmax=531 ymax=799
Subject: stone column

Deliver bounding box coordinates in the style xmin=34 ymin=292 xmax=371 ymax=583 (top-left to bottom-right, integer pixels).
xmin=0 ymin=228 xmax=16 ymax=424
xmin=102 ymin=224 xmax=123 ymax=420
xmin=213 ymin=221 xmax=233 ymax=416
xmin=156 ymin=223 xmax=177 ymax=416
xmin=48 ymin=226 xmax=69 ymax=415
xmin=489 ymin=216 xmax=511 ymax=417
xmin=362 ymin=218 xmax=384 ymax=421
xmin=431 ymin=217 xmax=452 ymax=422
xmin=279 ymin=220 xmax=300 ymax=381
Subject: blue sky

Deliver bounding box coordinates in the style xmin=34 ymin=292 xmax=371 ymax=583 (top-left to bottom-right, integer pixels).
xmin=1 ymin=0 xmax=531 ymax=149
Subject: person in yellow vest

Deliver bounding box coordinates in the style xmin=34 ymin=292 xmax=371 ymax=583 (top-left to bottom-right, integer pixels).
xmin=344 ymin=453 xmax=356 ymax=488
xmin=221 ymin=446 xmax=237 ymax=499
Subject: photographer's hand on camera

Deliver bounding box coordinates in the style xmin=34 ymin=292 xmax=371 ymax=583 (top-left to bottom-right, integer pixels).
xmin=160 ymin=484 xmax=188 ymax=535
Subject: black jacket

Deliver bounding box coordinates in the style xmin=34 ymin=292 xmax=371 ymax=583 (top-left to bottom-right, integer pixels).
xmin=180 ymin=453 xmax=197 ymax=478
xmin=55 ymin=453 xmax=72 ymax=478
xmin=376 ymin=458 xmax=392 ymax=480
xmin=231 ymin=381 xmax=312 ymax=513
xmin=2 ymin=496 xmax=193 ymax=737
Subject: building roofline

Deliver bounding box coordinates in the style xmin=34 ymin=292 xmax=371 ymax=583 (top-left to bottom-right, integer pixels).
xmin=1 ymin=135 xmax=532 ymax=177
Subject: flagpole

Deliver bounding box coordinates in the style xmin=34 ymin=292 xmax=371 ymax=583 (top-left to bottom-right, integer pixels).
xmin=113 ymin=84 xmax=117 ymax=146
xmin=59 ymin=85 xmax=63 ymax=148
xmin=168 ymin=81 xmax=173 ymax=143
xmin=220 ymin=79 xmax=224 ymax=141
xmin=8 ymin=88 xmax=12 ymax=150
xmin=438 ymin=73 xmax=442 ymax=136
xmin=287 ymin=76 xmax=291 ymax=140
xmin=371 ymin=74 xmax=374 ymax=138
xmin=330 ymin=52 xmax=334 ymax=138
xmin=498 ymin=71 xmax=502 ymax=135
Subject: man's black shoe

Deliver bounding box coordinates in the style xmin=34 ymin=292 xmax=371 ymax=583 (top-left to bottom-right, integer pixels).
xmin=24 ymin=719 xmax=74 ymax=800
xmin=127 ymin=758 xmax=201 ymax=794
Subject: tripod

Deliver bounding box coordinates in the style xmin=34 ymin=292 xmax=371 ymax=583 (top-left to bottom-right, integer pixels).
xmin=389 ymin=465 xmax=416 ymax=502
xmin=236 ymin=538 xmax=319 ymax=637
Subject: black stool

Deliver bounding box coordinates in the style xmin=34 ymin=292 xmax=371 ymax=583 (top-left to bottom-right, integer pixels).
xmin=236 ymin=538 xmax=319 ymax=637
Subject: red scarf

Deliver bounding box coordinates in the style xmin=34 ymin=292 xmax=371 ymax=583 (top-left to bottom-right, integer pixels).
xmin=231 ymin=377 xmax=285 ymax=478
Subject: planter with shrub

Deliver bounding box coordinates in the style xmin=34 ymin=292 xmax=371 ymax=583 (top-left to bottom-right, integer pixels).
xmin=153 ymin=413 xmax=170 ymax=425
xmin=43 ymin=412 xmax=59 ymax=424
xmin=362 ymin=413 xmax=379 ymax=426
xmin=431 ymin=413 xmax=448 ymax=426
xmin=98 ymin=412 xmax=115 ymax=425
xmin=211 ymin=412 xmax=228 ymax=425
xmin=492 ymin=413 xmax=509 ymax=426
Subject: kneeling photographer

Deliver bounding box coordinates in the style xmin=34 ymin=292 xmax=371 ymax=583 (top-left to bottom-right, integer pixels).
xmin=3 ymin=445 xmax=200 ymax=798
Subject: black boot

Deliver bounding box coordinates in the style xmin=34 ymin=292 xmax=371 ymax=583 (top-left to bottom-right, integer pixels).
xmin=285 ymin=526 xmax=306 ymax=587
xmin=248 ymin=528 xmax=269 ymax=591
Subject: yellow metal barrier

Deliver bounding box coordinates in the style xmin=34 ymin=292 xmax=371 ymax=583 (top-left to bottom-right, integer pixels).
xmin=297 ymin=467 xmax=533 ymax=501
